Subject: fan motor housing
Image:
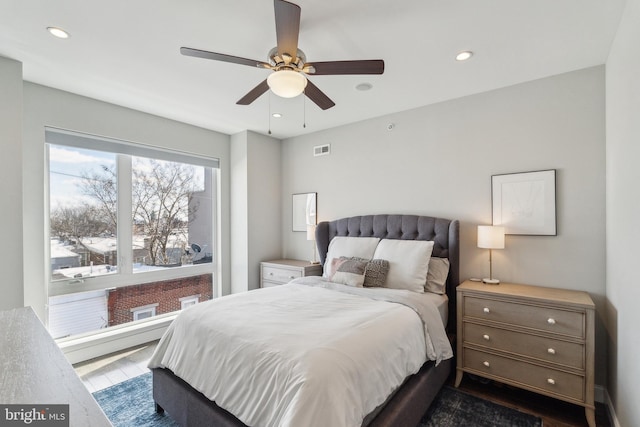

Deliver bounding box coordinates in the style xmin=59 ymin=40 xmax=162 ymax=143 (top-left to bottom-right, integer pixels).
xmin=268 ymin=46 xmax=307 ymax=71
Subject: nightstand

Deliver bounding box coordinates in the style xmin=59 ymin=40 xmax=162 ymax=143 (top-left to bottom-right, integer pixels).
xmin=455 ymin=280 xmax=595 ymax=427
xmin=260 ymin=259 xmax=323 ymax=288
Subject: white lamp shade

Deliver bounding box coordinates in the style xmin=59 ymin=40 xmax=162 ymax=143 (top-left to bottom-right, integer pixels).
xmin=477 ymin=225 xmax=505 ymax=249
xmin=267 ymin=70 xmax=307 ymax=98
xmin=306 ymin=224 xmax=317 ymax=241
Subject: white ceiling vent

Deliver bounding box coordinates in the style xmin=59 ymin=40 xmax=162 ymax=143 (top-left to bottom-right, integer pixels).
xmin=313 ymin=144 xmax=330 ymax=157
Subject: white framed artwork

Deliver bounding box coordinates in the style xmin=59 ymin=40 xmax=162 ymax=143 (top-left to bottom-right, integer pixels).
xmin=492 ymin=169 xmax=557 ymax=235
xmin=292 ymin=192 xmax=317 ymax=232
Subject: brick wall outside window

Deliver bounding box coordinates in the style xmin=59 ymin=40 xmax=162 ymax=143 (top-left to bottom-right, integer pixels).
xmin=107 ymin=273 xmax=213 ymax=326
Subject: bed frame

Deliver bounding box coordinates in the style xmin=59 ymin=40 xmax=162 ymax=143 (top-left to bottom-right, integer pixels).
xmin=153 ymin=214 xmax=460 ymax=427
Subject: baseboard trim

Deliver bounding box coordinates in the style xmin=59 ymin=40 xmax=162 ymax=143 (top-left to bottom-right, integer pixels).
xmin=597 ymin=386 xmax=621 ymax=427
xmin=595 ymin=384 xmax=606 ymax=403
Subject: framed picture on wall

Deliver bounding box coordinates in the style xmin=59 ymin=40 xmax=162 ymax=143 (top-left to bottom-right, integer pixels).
xmin=292 ymin=192 xmax=317 ymax=232
xmin=492 ymin=169 xmax=557 ymax=235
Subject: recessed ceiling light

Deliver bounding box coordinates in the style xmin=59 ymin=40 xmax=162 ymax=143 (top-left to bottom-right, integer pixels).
xmin=455 ymin=51 xmax=473 ymax=61
xmin=272 ymin=113 xmax=282 ymax=118
xmin=47 ymin=27 xmax=70 ymax=39
xmin=356 ymin=82 xmax=373 ymax=91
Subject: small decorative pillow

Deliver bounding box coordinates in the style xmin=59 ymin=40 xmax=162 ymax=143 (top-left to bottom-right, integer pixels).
xmin=425 ymin=257 xmax=450 ymax=294
xmin=330 ymin=257 xmax=368 ymax=287
xmin=364 ymin=259 xmax=390 ymax=287
xmin=323 ymin=236 xmax=380 ymax=278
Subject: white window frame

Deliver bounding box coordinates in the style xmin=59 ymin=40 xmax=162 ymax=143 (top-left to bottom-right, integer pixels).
xmin=131 ymin=303 xmax=159 ymax=321
xmin=179 ymin=294 xmax=200 ymax=310
xmin=46 ymin=127 xmax=219 ymax=299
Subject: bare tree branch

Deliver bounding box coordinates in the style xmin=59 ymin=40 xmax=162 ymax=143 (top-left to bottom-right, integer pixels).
xmin=52 ymin=158 xmax=201 ymax=267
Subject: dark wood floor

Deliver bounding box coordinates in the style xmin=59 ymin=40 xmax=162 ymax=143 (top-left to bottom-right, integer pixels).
xmin=454 ymin=374 xmax=611 ymax=427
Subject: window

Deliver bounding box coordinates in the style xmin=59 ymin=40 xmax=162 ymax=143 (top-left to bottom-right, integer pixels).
xmin=49 ymin=146 xmax=118 ymax=279
xmin=47 ymin=128 xmax=218 ymax=339
xmin=131 ymin=304 xmax=158 ymax=321
xmin=180 ymin=295 xmax=200 ymax=310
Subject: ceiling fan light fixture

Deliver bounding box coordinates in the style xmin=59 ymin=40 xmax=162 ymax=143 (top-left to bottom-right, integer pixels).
xmin=267 ymin=70 xmax=307 ymax=98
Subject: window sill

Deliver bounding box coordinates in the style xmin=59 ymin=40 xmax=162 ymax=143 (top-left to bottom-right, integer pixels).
xmin=57 ymin=312 xmax=177 ymax=364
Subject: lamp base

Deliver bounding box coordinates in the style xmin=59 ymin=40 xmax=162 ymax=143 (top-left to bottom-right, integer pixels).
xmin=482 ymin=278 xmax=500 ymax=285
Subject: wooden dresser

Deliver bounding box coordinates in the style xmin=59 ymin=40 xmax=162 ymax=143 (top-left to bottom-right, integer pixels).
xmin=455 ymin=280 xmax=595 ymax=427
xmin=260 ymin=259 xmax=322 ymax=288
xmin=0 ymin=307 xmax=112 ymax=427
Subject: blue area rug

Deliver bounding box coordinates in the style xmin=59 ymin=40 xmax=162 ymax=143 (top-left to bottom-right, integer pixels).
xmin=93 ymin=373 xmax=177 ymax=427
xmin=420 ymin=386 xmax=542 ymax=427
xmin=94 ymin=373 xmax=541 ymax=427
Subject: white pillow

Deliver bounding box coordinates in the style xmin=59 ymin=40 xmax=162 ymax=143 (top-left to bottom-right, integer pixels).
xmin=425 ymin=257 xmax=450 ymax=294
xmin=323 ymin=236 xmax=380 ymax=278
xmin=373 ymin=239 xmax=435 ymax=292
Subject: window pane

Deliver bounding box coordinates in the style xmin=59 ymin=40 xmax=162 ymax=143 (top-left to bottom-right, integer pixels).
xmin=49 ymin=145 xmax=118 ymax=280
xmin=131 ymin=157 xmax=213 ymax=272
xmin=46 ymin=130 xmax=217 ymax=341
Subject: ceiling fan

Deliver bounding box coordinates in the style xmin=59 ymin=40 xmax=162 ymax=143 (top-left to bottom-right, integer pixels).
xmin=180 ymin=0 xmax=385 ymax=110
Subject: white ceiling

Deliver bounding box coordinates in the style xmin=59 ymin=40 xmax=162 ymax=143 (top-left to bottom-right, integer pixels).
xmin=0 ymin=0 xmax=626 ymax=139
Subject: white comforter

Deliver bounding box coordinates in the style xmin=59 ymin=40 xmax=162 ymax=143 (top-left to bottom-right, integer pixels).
xmin=148 ymin=277 xmax=453 ymax=427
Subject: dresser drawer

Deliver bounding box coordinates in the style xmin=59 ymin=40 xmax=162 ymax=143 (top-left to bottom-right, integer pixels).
xmin=464 ymin=296 xmax=585 ymax=338
xmin=262 ymin=280 xmax=284 ymax=288
xmin=262 ymin=266 xmax=302 ymax=284
xmin=464 ymin=348 xmax=584 ymax=402
xmin=463 ymin=322 xmax=584 ymax=369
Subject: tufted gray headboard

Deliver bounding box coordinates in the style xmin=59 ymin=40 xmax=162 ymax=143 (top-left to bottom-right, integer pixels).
xmin=315 ymin=214 xmax=460 ymax=332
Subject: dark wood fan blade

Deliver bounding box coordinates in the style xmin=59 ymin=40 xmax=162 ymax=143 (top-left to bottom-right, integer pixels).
xmin=304 ymin=79 xmax=335 ymax=110
xmin=181 ymin=47 xmax=270 ymax=68
xmin=237 ymin=79 xmax=270 ymax=105
xmin=274 ymin=0 xmax=301 ymax=58
xmin=305 ymin=60 xmax=385 ymax=75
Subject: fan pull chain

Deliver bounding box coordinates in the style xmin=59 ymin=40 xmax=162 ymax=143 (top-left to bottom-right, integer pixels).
xmin=268 ymin=92 xmax=272 ymax=135
xmin=303 ymin=90 xmax=306 ymax=129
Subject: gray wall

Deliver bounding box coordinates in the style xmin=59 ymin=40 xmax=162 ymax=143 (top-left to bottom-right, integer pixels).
xmin=230 ymin=131 xmax=249 ymax=294
xmin=21 ymin=82 xmax=231 ymax=319
xmin=281 ymin=66 xmax=607 ymax=386
xmin=230 ymin=131 xmax=282 ymax=293
xmin=0 ymin=56 xmax=24 ymax=311
xmin=246 ymin=131 xmax=282 ymax=289
xmin=605 ymin=0 xmax=640 ymax=424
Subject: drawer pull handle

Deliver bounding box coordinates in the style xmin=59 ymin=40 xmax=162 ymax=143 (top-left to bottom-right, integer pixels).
xmin=483 ymin=307 xmax=490 ymax=314
xmin=547 ymin=318 xmax=556 ymax=325
xmin=483 ymin=361 xmax=490 ymax=368
xmin=289 ymin=275 xmax=295 ymax=279
xmin=547 ymin=378 xmax=555 ymax=385
xmin=547 ymin=348 xmax=556 ymax=355
xmin=483 ymin=334 xmax=490 ymax=341
xmin=269 ymin=272 xmax=274 ymax=276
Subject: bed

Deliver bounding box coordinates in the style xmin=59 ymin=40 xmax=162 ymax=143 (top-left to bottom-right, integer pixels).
xmin=150 ymin=214 xmax=460 ymax=427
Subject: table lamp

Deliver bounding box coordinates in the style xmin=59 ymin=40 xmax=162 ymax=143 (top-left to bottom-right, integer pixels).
xmin=477 ymin=225 xmax=505 ymax=284
xmin=307 ymin=224 xmax=318 ymax=264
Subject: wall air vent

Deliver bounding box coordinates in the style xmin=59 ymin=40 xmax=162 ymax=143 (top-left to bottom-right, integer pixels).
xmin=313 ymin=144 xmax=331 ymax=157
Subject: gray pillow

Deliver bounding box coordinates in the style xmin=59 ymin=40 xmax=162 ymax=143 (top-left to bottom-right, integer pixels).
xmin=364 ymin=259 xmax=390 ymax=288
xmin=331 ymin=257 xmax=369 ymax=287
xmin=425 ymin=257 xmax=450 ymax=294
